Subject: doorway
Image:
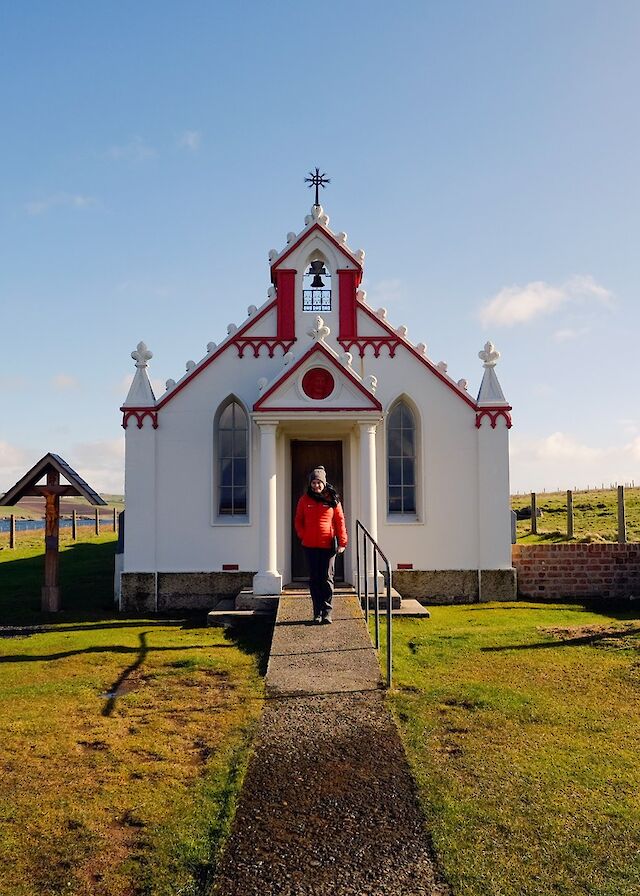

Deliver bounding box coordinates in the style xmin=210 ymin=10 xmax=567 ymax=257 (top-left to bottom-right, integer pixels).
xmin=290 ymin=440 xmax=344 ymax=581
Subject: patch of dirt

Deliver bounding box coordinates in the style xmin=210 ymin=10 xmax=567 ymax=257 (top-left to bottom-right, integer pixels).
xmin=540 ymin=622 xmax=640 ymax=650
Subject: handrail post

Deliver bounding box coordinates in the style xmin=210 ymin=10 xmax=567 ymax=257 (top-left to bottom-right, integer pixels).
xmin=363 ymin=529 xmax=369 ymax=623
xmin=373 ymin=549 xmax=380 ymax=649
xmin=356 ymin=521 xmax=361 ymax=606
xmin=386 ymin=558 xmax=392 ymax=688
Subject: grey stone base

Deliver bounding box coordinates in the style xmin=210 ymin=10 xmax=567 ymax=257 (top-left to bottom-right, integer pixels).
xmin=393 ymin=569 xmax=516 ymax=605
xmin=120 ymin=571 xmax=256 ymax=612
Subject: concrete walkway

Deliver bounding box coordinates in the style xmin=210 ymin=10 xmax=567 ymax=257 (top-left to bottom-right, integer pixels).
xmin=212 ymin=590 xmax=448 ymax=896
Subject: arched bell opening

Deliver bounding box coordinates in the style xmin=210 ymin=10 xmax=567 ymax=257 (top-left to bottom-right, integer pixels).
xmin=302 ymin=252 xmax=332 ymax=313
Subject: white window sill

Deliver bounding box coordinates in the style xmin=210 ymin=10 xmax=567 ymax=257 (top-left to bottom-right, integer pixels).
xmin=385 ymin=514 xmax=423 ymax=525
xmin=211 ymin=516 xmax=251 ymax=527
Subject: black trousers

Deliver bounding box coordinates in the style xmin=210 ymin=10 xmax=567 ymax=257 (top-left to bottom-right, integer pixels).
xmin=304 ymin=547 xmax=336 ymax=616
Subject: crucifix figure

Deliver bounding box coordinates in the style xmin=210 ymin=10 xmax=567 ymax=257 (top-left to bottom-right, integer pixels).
xmin=305 ymin=167 xmax=330 ymax=206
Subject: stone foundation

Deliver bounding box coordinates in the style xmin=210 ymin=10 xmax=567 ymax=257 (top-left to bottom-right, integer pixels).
xmin=120 ymin=571 xmax=256 ymax=612
xmin=392 ymin=569 xmax=516 ymax=604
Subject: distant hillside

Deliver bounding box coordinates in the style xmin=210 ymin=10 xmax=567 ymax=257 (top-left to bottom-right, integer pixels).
xmin=0 ymin=494 xmax=124 ymax=519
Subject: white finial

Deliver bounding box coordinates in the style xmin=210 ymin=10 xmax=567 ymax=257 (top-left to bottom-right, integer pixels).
xmin=355 ymin=249 xmax=365 ymax=263
xmin=286 ymin=231 xmax=297 ymax=244
xmin=365 ymin=374 xmax=378 ymax=394
xmin=397 ymin=324 xmax=408 ymax=338
xmin=416 ymin=342 xmax=427 ymax=355
xmin=283 ymin=352 xmax=294 ymax=366
xmin=207 ymin=341 xmax=217 ymax=353
xmin=337 ymin=232 xmax=348 ymax=243
xmin=479 ymin=341 xmax=500 ymax=368
xmin=186 ymin=360 xmax=196 ymax=372
xmin=268 ymin=286 xmax=276 ymax=299
xmin=165 ymin=378 xmax=176 ymax=391
xmin=304 ymin=214 xmax=312 ymax=225
xmin=307 ymin=315 xmax=331 ymax=342
xmin=227 ymin=323 xmax=238 ymax=336
xmin=356 ymin=289 xmax=367 ymax=304
xmin=257 ymin=377 xmax=268 ymax=393
xmin=311 ymin=204 xmax=323 ymax=220
xmin=340 ymin=351 xmax=353 ymax=368
xmin=131 ymin=341 xmax=152 ymax=368
xmin=247 ymin=304 xmax=257 ymax=317
xmin=376 ymin=308 xmax=387 ymax=320
xmin=437 ymin=361 xmax=448 ymax=374
xmin=268 ymin=249 xmax=278 ymax=263
xmin=457 ymin=378 xmax=468 ymax=391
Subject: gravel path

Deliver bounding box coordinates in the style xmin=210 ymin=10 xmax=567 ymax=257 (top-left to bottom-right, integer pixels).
xmin=212 ymin=591 xmax=449 ymax=896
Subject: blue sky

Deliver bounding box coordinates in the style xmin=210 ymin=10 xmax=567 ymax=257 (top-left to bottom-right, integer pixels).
xmin=2 ymin=1 xmax=639 ymax=494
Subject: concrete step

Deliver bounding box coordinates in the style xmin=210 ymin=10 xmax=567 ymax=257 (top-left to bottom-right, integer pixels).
xmin=235 ymin=591 xmax=280 ymax=612
xmin=207 ymin=598 xmax=275 ymax=628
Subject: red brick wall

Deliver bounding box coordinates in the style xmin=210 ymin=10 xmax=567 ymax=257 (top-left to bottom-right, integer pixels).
xmin=512 ymin=544 xmax=640 ymax=600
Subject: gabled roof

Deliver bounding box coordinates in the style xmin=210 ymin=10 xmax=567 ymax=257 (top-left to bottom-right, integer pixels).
xmin=0 ymin=453 xmax=107 ymax=506
xmin=254 ymin=341 xmax=382 ymax=413
xmin=270 ymin=221 xmax=363 ymax=277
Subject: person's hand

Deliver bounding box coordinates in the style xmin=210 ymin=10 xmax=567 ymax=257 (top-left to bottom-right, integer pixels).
xmin=337 ymin=546 xmax=345 ymax=554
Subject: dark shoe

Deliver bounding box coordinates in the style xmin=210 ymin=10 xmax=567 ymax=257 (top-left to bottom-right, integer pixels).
xmin=314 ymin=614 xmax=323 ymax=624
xmin=322 ymin=613 xmax=333 ymax=624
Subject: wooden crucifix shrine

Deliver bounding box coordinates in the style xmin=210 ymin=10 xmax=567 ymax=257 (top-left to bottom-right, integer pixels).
xmin=0 ymin=453 xmax=107 ymax=612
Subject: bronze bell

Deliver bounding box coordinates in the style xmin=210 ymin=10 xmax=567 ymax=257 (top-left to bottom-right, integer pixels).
xmin=309 ymin=260 xmax=327 ymax=289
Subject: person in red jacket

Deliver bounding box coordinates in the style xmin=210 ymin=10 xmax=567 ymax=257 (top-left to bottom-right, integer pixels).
xmin=294 ymin=465 xmax=348 ymax=624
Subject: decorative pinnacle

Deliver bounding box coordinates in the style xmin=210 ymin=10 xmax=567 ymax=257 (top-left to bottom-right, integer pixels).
xmin=305 ymin=167 xmax=330 ymax=206
xmin=479 ymin=341 xmax=500 ymax=368
xmin=307 ymin=315 xmax=331 ymax=342
xmin=131 ymin=341 xmax=152 ymax=368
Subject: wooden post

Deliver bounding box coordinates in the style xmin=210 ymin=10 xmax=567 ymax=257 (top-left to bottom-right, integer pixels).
xmin=95 ymin=508 xmax=100 ymax=536
xmin=42 ymin=471 xmax=61 ymax=612
xmin=113 ymin=507 xmax=117 ymax=532
xmin=618 ymin=485 xmax=627 ymax=544
xmin=9 ymin=514 xmax=16 ymax=549
xmin=566 ymin=490 xmax=574 ymax=539
xmin=531 ymin=492 xmax=538 ymax=534
xmin=72 ymin=509 xmax=77 ymax=540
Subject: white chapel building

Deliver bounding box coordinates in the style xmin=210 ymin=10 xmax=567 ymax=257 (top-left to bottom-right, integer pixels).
xmin=118 ymin=200 xmax=515 ymax=611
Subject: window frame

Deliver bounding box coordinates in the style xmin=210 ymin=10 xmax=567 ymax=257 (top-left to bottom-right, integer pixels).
xmin=212 ymin=396 xmax=251 ymax=526
xmin=385 ymin=397 xmax=422 ymax=524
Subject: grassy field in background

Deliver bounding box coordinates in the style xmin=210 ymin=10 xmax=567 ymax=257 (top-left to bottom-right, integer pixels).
xmin=382 ymin=603 xmax=640 ymax=896
xmin=511 ymin=487 xmax=640 ymax=543
xmin=0 ymin=533 xmax=272 ymax=896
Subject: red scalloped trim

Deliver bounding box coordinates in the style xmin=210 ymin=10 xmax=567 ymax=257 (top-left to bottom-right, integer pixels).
xmin=475 ymin=408 xmax=512 ymax=429
xmin=122 ymin=409 xmax=158 ymax=430
xmin=231 ymin=337 xmax=296 ymax=358
xmin=338 ymin=336 xmax=402 ymax=358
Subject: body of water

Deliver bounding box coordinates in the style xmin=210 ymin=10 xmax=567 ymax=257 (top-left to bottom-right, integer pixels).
xmin=0 ymin=517 xmax=114 ymax=533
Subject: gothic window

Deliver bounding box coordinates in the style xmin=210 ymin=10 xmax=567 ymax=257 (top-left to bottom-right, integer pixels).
xmin=387 ymin=400 xmax=416 ymax=515
xmin=216 ymin=399 xmax=248 ymax=516
xmin=302 ymin=259 xmax=332 ymax=312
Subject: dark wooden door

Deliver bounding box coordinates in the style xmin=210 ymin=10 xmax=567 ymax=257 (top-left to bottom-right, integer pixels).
xmin=291 ymin=440 xmax=344 ymax=581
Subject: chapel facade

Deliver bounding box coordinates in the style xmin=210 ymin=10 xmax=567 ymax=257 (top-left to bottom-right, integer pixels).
xmin=118 ymin=200 xmax=515 ymax=611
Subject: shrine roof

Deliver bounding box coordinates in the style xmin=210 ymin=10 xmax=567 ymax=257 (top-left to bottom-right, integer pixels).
xmin=0 ymin=453 xmax=107 ymax=506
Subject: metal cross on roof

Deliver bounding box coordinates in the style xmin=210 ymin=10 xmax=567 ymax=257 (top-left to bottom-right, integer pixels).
xmin=305 ymin=167 xmax=330 ymax=206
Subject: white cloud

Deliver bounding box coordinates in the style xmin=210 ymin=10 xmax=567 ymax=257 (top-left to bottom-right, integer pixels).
xmin=0 ymin=441 xmax=37 ymax=493
xmin=71 ymin=438 xmax=125 ymax=494
xmin=107 ymin=136 xmax=157 ymax=162
xmin=510 ymin=430 xmax=640 ymax=492
xmin=51 ymin=373 xmax=79 ymax=391
xmin=25 ymin=193 xmax=97 ymax=216
xmin=479 ymin=275 xmax=613 ymax=328
xmin=179 ymin=130 xmax=202 ymax=151
xmin=552 ymin=326 xmax=590 ymax=343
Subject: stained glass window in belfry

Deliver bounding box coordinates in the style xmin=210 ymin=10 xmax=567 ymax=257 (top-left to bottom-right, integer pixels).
xmin=302 ymin=260 xmax=331 ymax=312
xmin=387 ymin=401 xmax=416 ymax=514
xmin=217 ymin=401 xmax=248 ymax=515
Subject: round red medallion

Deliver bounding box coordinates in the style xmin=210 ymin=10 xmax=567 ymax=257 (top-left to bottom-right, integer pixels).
xmin=302 ymin=367 xmax=334 ymax=400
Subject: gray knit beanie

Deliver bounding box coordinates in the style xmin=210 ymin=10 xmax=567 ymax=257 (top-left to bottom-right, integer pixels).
xmin=309 ymin=466 xmax=327 ymax=486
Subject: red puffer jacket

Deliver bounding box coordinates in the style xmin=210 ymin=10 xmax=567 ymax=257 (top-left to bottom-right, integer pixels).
xmin=294 ymin=495 xmax=348 ymax=550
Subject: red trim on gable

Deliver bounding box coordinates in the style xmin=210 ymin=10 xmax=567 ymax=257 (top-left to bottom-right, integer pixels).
xmin=232 ymin=337 xmax=296 ymax=358
xmin=121 ymin=409 xmax=158 ymax=429
xmin=339 ymin=336 xmax=402 ymax=358
xmin=152 ymin=299 xmax=280 ymax=412
xmin=253 ymin=341 xmax=382 ymax=412
xmin=357 ymin=302 xmax=479 ymax=411
xmin=254 ymin=406 xmax=382 ymax=413
xmin=270 ymin=223 xmax=363 ymax=279
xmin=475 ymin=408 xmax=513 ymax=429
xmin=276 ymin=269 xmax=296 ymax=339
xmin=338 ymin=269 xmax=359 ymax=340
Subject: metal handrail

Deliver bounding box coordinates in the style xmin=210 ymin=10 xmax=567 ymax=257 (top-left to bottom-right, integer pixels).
xmin=355 ymin=520 xmax=392 ymax=688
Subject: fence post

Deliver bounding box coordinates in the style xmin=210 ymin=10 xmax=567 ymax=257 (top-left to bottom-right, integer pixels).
xmin=112 ymin=507 xmax=117 ymax=532
xmin=618 ymin=485 xmax=627 ymax=544
xmin=72 ymin=509 xmax=77 ymax=540
xmin=95 ymin=508 xmax=100 ymax=536
xmin=531 ymin=492 xmax=538 ymax=534
xmin=566 ymin=490 xmax=574 ymax=539
xmin=9 ymin=514 xmax=16 ymax=549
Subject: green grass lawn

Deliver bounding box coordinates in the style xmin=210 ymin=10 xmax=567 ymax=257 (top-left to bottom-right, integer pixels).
xmin=383 ymin=603 xmax=640 ymax=896
xmin=511 ymin=487 xmax=640 ymax=543
xmin=0 ymin=533 xmax=272 ymax=896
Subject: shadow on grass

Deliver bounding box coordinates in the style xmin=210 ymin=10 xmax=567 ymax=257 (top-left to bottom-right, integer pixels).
xmin=224 ymin=620 xmax=274 ymax=678
xmin=482 ymin=626 xmax=640 ymax=652
xmin=466 ymin=600 xmax=640 ymax=621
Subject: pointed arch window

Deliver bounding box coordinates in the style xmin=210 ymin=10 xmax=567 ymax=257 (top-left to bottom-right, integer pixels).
xmin=387 ymin=401 xmax=416 ymax=514
xmin=216 ymin=400 xmax=248 ymax=516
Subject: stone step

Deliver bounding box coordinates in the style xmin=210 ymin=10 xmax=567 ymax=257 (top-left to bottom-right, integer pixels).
xmin=235 ymin=591 xmax=280 ymax=612
xmin=206 ymin=598 xmax=275 ymax=628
